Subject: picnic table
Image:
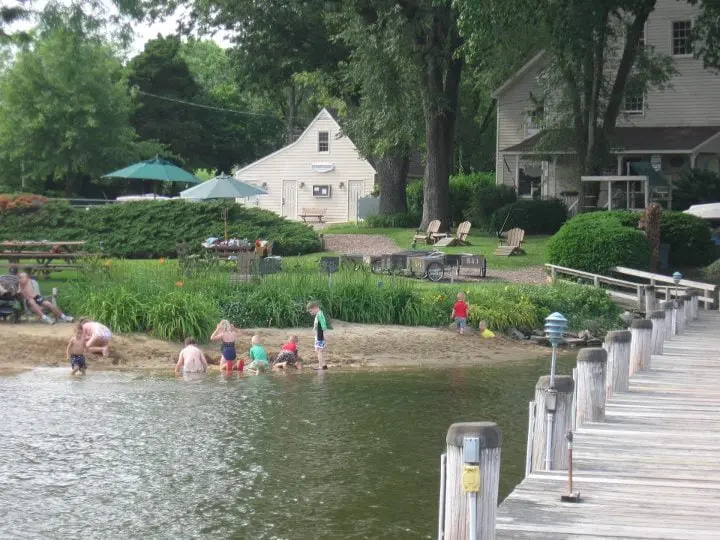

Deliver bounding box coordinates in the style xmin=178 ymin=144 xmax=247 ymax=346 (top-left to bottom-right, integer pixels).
xmin=0 ymin=241 xmax=94 ymax=278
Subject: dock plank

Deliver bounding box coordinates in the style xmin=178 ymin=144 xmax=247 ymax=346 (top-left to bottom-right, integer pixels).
xmin=496 ymin=313 xmax=720 ymax=539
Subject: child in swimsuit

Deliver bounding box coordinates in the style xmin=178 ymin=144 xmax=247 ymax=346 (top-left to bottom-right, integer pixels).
xmin=246 ymin=335 xmax=269 ymax=374
xmin=210 ymin=319 xmax=245 ymax=372
xmin=66 ymin=327 xmax=87 ymax=375
xmin=78 ymin=318 xmax=112 ymax=357
xmin=272 ymin=335 xmax=301 ymax=370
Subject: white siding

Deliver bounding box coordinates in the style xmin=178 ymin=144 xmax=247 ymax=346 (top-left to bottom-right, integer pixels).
xmin=618 ymin=1 xmax=720 ymax=128
xmin=234 ymin=109 xmax=376 ymax=223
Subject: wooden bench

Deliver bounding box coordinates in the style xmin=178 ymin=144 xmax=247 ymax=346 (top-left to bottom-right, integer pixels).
xmin=299 ymin=207 xmax=327 ymax=223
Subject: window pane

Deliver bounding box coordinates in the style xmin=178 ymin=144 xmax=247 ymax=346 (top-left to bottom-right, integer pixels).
xmin=318 ymin=131 xmax=329 ymax=152
xmin=672 ymin=21 xmax=692 ymax=55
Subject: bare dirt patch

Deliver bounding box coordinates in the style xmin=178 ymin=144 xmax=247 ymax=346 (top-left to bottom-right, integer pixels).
xmin=0 ymin=320 xmax=547 ymax=372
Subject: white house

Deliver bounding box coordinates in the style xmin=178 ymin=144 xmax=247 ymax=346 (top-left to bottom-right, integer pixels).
xmin=493 ymin=0 xmax=720 ymax=213
xmin=233 ymin=108 xmax=376 ymax=223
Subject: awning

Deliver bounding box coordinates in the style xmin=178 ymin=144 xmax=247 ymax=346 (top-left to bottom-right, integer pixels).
xmin=501 ymin=126 xmax=720 ymax=154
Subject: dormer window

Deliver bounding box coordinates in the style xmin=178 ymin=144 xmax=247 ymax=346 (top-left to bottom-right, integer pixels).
xmin=318 ymin=131 xmax=329 ymax=153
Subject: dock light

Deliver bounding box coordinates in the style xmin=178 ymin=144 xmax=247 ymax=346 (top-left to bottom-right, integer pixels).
xmin=673 ymin=271 xmax=682 ymax=284
xmin=545 ymin=312 xmax=567 ymax=388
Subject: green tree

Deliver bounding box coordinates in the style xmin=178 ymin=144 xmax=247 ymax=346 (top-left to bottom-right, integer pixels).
xmin=0 ymin=24 xmax=160 ymax=195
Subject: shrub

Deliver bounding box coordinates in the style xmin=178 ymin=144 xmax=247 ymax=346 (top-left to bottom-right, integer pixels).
xmin=465 ymin=184 xmax=518 ymax=232
xmin=0 ymin=199 xmax=321 ymax=257
xmin=672 ymin=168 xmax=720 ymax=211
xmin=0 ymin=193 xmax=48 ymax=212
xmin=406 ymin=173 xmax=496 ymax=226
xmin=547 ymin=217 xmax=650 ymax=274
xmin=702 ymin=259 xmax=720 ymax=283
xmin=489 ymin=198 xmax=568 ymax=235
xmin=363 ymin=212 xmax=419 ymax=228
xmin=659 ymin=211 xmax=715 ymax=268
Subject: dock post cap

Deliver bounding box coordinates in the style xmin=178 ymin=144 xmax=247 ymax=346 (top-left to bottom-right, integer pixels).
xmin=631 ymin=319 xmax=653 ymax=330
xmin=536 ymin=374 xmax=574 ymax=392
xmin=577 ymin=347 xmax=607 ymax=363
xmin=605 ymin=330 xmax=631 ymax=344
xmin=649 ymin=310 xmax=665 ymax=320
xmin=446 ymin=422 xmax=502 ymax=449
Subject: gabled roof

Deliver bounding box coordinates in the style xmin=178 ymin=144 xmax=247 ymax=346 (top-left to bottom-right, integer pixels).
xmin=491 ymin=51 xmax=548 ymax=99
xmin=500 ymin=126 xmax=720 ymax=154
xmin=234 ymin=108 xmax=376 ymax=175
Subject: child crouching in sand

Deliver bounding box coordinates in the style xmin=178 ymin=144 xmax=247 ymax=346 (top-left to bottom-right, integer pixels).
xmin=66 ymin=327 xmax=87 ymax=375
xmin=246 ymin=335 xmax=269 ymax=374
xmin=479 ymin=321 xmax=495 ymax=338
xmin=272 ymin=335 xmax=301 ymax=370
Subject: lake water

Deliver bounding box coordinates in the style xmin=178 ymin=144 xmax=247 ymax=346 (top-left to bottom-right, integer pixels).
xmin=0 ymin=358 xmax=573 ymax=539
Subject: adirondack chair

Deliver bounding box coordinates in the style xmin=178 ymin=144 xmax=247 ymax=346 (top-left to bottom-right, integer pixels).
xmin=433 ymin=221 xmax=472 ymax=247
xmin=413 ymin=220 xmax=441 ymax=245
xmin=494 ymin=227 xmax=526 ymax=256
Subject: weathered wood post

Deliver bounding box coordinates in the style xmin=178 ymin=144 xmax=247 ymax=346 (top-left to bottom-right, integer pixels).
xmin=576 ymin=348 xmax=607 ymax=426
xmin=661 ymin=300 xmax=674 ymax=341
xmin=630 ymin=319 xmax=653 ymax=374
xmin=682 ymin=293 xmax=693 ymax=325
xmin=531 ymin=375 xmax=574 ymax=472
xmin=643 ymin=285 xmax=656 ymax=315
xmin=676 ymin=298 xmax=686 ymax=334
xmin=604 ymin=330 xmax=631 ymax=398
xmin=443 ymin=422 xmax=501 ymax=540
xmin=690 ymin=290 xmax=699 ymax=320
xmin=649 ymin=310 xmax=665 ymax=355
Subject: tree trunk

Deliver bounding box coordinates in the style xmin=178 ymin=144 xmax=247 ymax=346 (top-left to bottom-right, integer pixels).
xmin=376 ymin=153 xmax=410 ymax=215
xmin=285 ymin=84 xmax=297 ymax=145
xmin=423 ymin=110 xmax=456 ymax=229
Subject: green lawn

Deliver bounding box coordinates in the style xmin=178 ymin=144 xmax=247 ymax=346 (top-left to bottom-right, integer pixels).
xmin=322 ymin=224 xmax=549 ymax=270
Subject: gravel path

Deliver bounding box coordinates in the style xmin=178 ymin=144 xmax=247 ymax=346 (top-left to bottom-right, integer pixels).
xmin=485 ymin=266 xmax=548 ymax=285
xmin=322 ymin=234 xmax=401 ymax=256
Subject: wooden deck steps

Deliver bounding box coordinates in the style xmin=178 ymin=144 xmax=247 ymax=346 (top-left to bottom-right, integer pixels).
xmin=497 ymin=312 xmax=720 ymax=539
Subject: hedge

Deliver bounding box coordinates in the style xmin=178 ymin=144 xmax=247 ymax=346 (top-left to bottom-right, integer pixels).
xmin=407 ymin=172 xmax=495 ymax=226
xmin=465 ymin=184 xmax=518 ymax=232
xmin=547 ymin=218 xmax=651 ymax=274
xmin=489 ymin=199 xmax=568 ymax=235
xmin=0 ymin=200 xmax=321 ymax=257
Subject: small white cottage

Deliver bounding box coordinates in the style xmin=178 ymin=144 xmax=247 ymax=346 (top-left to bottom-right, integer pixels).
xmin=233 ymin=108 xmax=376 ymax=223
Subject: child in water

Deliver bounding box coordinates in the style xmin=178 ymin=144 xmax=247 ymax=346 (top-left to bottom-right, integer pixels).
xmin=66 ymin=327 xmax=87 ymax=375
xmin=478 ymin=321 xmax=495 ymax=338
xmin=210 ymin=319 xmax=245 ymax=373
xmin=273 ymin=335 xmax=301 ymax=370
xmin=451 ymin=292 xmax=469 ymax=335
xmin=246 ymin=335 xmax=269 ymax=373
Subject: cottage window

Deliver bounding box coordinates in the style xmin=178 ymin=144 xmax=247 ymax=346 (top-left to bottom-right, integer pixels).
xmin=318 ymin=131 xmax=329 ymax=153
xmin=672 ymin=21 xmax=693 ymax=56
xmin=622 ymin=86 xmax=644 ymax=115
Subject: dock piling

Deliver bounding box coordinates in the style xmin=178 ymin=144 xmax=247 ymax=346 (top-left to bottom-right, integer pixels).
xmin=630 ymin=319 xmax=652 ymax=374
xmin=604 ymin=330 xmax=631 ymax=398
xmin=649 ymin=310 xmax=665 ymax=356
xmin=575 ymin=348 xmax=607 ymax=426
xmin=531 ymin=375 xmax=574 ymax=472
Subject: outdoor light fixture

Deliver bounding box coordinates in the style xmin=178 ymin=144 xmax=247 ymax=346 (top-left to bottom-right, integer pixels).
xmin=673 ymin=271 xmax=683 ymax=284
xmin=339 ymin=181 xmax=345 ymax=189
xmin=544 ymin=312 xmax=568 ymax=388
xmin=299 ymin=182 xmax=305 ymax=188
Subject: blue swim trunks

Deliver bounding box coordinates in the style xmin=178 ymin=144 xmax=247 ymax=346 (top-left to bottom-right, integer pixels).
xmin=314 ymin=339 xmax=326 ymax=350
xmin=71 ymin=354 xmax=86 ymax=369
xmin=455 ymin=317 xmax=467 ymax=329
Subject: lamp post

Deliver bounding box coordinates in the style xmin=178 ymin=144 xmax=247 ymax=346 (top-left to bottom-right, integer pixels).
xmin=545 ymin=312 xmax=568 ymax=388
xmin=672 ymin=272 xmax=683 ymax=301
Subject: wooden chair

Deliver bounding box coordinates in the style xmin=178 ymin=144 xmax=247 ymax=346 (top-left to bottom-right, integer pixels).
xmin=433 ymin=221 xmax=472 ymax=247
xmin=413 ymin=219 xmax=441 ymax=244
xmin=494 ymin=227 xmax=526 ymax=256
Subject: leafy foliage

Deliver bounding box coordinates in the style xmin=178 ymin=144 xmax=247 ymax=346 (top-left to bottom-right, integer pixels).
xmin=659 ymin=211 xmax=715 ymax=268
xmin=407 ymin=174 xmax=496 ymax=227
xmin=489 ymin=199 xmax=568 ymax=235
xmin=547 ymin=214 xmax=651 ymax=274
xmin=0 ymin=200 xmax=321 ymax=257
xmin=672 ymin=169 xmax=720 ymax=211
xmin=362 ymin=213 xmax=420 ymax=229
xmin=466 ymin=184 xmax=518 ymax=232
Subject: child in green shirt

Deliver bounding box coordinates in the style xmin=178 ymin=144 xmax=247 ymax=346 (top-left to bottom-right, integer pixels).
xmin=307 ymin=301 xmax=328 ymax=370
xmin=247 ymin=335 xmax=269 ymax=373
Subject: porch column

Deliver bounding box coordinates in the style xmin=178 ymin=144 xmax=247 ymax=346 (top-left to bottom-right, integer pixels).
xmin=690 ymin=152 xmax=697 ymax=168
xmin=616 ymin=155 xmax=623 ymax=175
xmin=608 ymin=180 xmax=613 ymax=210
xmin=644 ymin=179 xmax=650 ymax=208
xmin=515 ymin=154 xmax=521 ymax=194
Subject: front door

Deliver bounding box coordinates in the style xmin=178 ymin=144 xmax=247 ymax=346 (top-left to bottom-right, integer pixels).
xmin=348 ymin=180 xmax=364 ymax=222
xmin=281 ymin=180 xmax=297 ymax=219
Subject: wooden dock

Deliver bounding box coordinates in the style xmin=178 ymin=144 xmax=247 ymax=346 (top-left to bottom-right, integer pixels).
xmin=497 ymin=311 xmax=720 ymax=539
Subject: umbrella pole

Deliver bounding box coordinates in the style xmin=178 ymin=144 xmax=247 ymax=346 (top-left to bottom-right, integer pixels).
xmin=222 ymin=208 xmax=229 ymax=241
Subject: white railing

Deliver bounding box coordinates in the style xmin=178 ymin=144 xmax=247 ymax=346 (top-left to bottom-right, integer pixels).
xmin=546 ymin=263 xmax=647 ymax=309
xmin=611 ymin=266 xmax=717 ymax=310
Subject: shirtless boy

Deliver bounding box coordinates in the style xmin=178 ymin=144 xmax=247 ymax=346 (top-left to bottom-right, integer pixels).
xmin=66 ymin=327 xmax=87 ymax=375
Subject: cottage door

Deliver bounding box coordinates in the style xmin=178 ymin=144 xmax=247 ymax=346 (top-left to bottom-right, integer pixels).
xmin=348 ymin=180 xmax=364 ymax=222
xmin=281 ymin=180 xmax=297 ymax=219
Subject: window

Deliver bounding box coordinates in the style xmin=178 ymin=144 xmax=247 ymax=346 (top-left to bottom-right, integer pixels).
xmin=672 ymin=21 xmax=693 ymax=56
xmin=318 ymin=131 xmax=329 ymax=152
xmin=622 ymin=80 xmax=644 ymax=114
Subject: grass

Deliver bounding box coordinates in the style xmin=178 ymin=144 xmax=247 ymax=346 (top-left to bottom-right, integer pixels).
xmin=321 ymin=224 xmax=549 ymax=270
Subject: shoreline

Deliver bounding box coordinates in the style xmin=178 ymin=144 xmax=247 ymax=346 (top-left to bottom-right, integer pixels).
xmin=0 ymin=320 xmax=550 ymax=373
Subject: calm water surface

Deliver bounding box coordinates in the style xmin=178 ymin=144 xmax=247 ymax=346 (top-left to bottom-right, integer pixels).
xmin=0 ymin=358 xmax=573 ymax=539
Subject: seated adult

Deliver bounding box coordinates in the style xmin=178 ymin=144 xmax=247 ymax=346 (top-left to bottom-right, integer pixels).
xmin=78 ymin=317 xmax=112 ymax=357
xmin=175 ymin=337 xmax=208 ymax=376
xmin=17 ymin=272 xmax=73 ymax=324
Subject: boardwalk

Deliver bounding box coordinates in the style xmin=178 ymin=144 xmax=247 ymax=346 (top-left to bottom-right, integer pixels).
xmin=497 ymin=312 xmax=720 ymax=540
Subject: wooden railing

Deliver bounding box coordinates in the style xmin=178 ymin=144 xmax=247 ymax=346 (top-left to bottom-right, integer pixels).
xmin=546 ymin=263 xmax=647 ymax=309
xmin=611 ymin=266 xmax=717 ymax=310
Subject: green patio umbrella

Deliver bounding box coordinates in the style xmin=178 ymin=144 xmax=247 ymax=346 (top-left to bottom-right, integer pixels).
xmin=103 ymin=157 xmax=199 ymax=185
xmin=179 ymin=173 xmax=267 ymax=200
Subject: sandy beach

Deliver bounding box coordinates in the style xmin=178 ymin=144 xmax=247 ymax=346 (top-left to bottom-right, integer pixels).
xmin=0 ymin=320 xmax=547 ymax=372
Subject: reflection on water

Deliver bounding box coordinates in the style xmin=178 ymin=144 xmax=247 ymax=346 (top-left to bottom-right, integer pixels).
xmin=0 ymin=358 xmax=573 ymax=539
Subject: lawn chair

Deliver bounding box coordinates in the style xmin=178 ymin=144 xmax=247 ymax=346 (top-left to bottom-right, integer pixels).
xmin=413 ymin=220 xmax=441 ymax=245
xmin=433 ymin=221 xmax=472 ymax=247
xmin=494 ymin=227 xmax=525 ymax=256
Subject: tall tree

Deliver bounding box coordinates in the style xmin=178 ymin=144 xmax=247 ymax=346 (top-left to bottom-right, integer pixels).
xmin=0 ymin=21 xmax=160 ymax=195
